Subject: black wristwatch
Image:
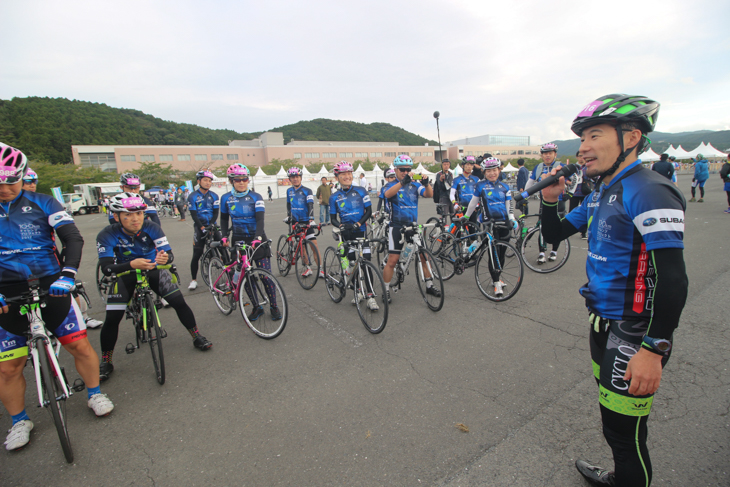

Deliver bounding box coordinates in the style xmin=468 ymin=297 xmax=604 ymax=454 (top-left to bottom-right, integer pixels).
xmin=642 ymin=336 xmax=672 ymax=355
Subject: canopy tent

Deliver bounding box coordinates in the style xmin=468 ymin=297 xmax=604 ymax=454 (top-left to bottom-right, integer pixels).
xmin=672 ymin=145 xmax=691 ymax=160
xmin=255 ymin=167 xmax=267 ymax=177
xmin=414 ymin=163 xmax=435 ymax=175
xmin=703 ymin=142 xmax=728 ymax=158
xmin=685 ymin=142 xmax=706 ymax=160
xmin=372 ymin=164 xmax=384 ymax=174
xmin=639 ymin=148 xmax=660 ymax=162
xmin=317 ymin=165 xmax=329 ymax=175
xmin=301 ymin=165 xmax=312 ymax=175
xmin=502 ymin=162 xmax=519 ymax=172
xmin=276 ymin=166 xmax=287 ymax=177
xmin=353 ymin=164 xmax=366 ymax=176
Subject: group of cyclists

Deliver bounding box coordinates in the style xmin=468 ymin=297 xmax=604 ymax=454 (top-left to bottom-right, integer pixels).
xmin=0 ymin=91 xmax=697 ymax=486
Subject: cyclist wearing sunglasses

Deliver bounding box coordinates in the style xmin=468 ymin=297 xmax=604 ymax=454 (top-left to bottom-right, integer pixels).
xmin=382 ymin=155 xmax=437 ymax=302
xmin=0 ymin=144 xmax=114 ymax=451
xmin=450 ymin=156 xmax=480 ymax=216
xmin=187 ymin=170 xmax=221 ymax=290
xmin=219 ymin=164 xmax=281 ymax=320
xmin=108 ymin=173 xmax=161 ymax=226
xmin=21 ymin=168 xmax=38 ymax=192
xmin=285 ymin=167 xmax=323 ymax=278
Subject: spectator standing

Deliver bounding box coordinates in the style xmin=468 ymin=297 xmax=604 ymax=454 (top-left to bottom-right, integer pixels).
xmin=432 ymin=158 xmax=454 ymax=215
xmin=689 ymin=153 xmax=710 ymax=202
xmin=651 ymin=153 xmax=675 ymax=182
xmin=358 ymin=173 xmax=368 ymax=188
xmin=267 ymin=186 xmax=273 ymax=202
xmin=515 ymin=158 xmax=529 ymax=215
xmin=174 ymin=187 xmax=187 ymax=221
xmin=315 ymin=177 xmax=332 ymax=224
xmin=720 ymin=154 xmax=730 ymax=213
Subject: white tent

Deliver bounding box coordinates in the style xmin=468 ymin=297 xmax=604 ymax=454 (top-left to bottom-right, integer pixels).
xmin=317 ymin=165 xmax=329 ymax=175
xmin=276 ymin=166 xmax=287 ymax=177
xmin=414 ymin=163 xmax=435 ymax=175
xmin=302 ymin=165 xmax=312 ymax=175
xmin=502 ymin=162 xmax=519 ymax=172
xmin=639 ymin=148 xmax=660 ymax=162
xmin=703 ymin=142 xmax=728 ymax=158
xmin=673 ymin=145 xmax=691 ymax=160
xmin=255 ymin=167 xmax=267 ymax=177
xmin=353 ymin=164 xmax=366 ymax=176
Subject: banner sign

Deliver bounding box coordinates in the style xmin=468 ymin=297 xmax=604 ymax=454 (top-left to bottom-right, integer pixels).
xmin=51 ymin=187 xmax=64 ymax=204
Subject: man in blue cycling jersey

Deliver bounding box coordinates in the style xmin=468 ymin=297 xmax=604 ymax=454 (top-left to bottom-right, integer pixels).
xmin=109 ymin=173 xmax=160 ymax=226
xmin=376 ymin=168 xmax=396 ymax=217
xmin=382 ymin=155 xmax=439 ymax=303
xmin=450 ymin=156 xmax=479 ymax=218
xmin=526 ymin=143 xmax=565 ymax=263
xmin=286 ymin=167 xmax=323 ymax=279
xmin=96 ymin=192 xmax=212 ymax=381
xmin=0 ymin=144 xmax=114 ymax=452
xmin=541 ymin=94 xmax=688 ymax=487
xmin=219 ymin=164 xmax=282 ymax=322
xmin=187 ymin=170 xmax=220 ymax=290
xmin=329 ymin=161 xmax=378 ymax=310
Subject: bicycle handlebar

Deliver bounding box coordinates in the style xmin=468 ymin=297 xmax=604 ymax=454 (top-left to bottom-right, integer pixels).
xmin=112 ymin=264 xmax=176 ymax=279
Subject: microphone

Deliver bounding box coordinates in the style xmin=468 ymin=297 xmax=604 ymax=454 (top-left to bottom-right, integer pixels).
xmin=513 ymin=164 xmax=579 ymax=202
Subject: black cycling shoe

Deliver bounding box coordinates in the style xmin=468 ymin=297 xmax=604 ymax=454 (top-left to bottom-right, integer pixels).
xmin=248 ymin=306 xmax=265 ymax=322
xmin=575 ymin=459 xmax=616 ymax=486
xmin=99 ymin=362 xmax=114 ymax=381
xmin=270 ymin=306 xmax=282 ymax=321
xmin=426 ymin=286 xmax=441 ymax=298
xmin=193 ymin=336 xmax=213 ymax=351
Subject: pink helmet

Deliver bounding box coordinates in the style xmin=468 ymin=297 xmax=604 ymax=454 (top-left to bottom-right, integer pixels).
xmin=108 ymin=192 xmax=148 ymax=213
xmin=227 ymin=163 xmax=250 ymax=178
xmin=0 ymin=144 xmax=29 ymax=184
xmin=481 ymin=157 xmax=501 ymax=170
xmin=196 ymin=170 xmax=215 ymax=180
xmin=333 ymin=161 xmax=353 ymax=175
xmin=287 ymin=167 xmax=302 ymax=177
xmin=540 ymin=143 xmax=558 ymax=153
xmin=23 ymin=168 xmax=38 ymax=182
xmin=464 ymin=155 xmax=476 ymax=163
xmin=385 ymin=168 xmax=396 ymax=178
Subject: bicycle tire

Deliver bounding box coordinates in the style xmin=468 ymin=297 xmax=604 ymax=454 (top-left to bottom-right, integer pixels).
xmin=208 ymin=256 xmax=235 ymax=315
xmin=424 ymin=217 xmax=445 ymax=254
xmin=144 ymin=294 xmax=165 ymax=384
xmin=276 ymin=234 xmax=292 ymax=276
xmin=520 ymin=226 xmax=571 ymax=273
xmin=475 ymin=241 xmax=524 ymax=302
xmin=323 ymin=246 xmax=346 ymax=303
xmin=95 ymin=260 xmax=111 ymax=300
xmin=295 ymin=238 xmax=320 ymax=290
xmin=414 ymin=246 xmax=445 ymax=312
xmin=433 ymin=233 xmax=457 ymax=281
xmin=354 ymin=260 xmax=388 ymax=334
xmin=37 ymin=339 xmax=73 ymax=463
xmin=200 ymin=246 xmax=216 ymax=288
xmin=239 ymin=268 xmax=288 ymax=339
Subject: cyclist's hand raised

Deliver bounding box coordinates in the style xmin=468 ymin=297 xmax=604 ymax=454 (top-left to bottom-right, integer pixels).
xmin=155 ymin=250 xmax=169 ymax=265
xmin=0 ymin=293 xmax=8 ymax=314
xmin=130 ymin=258 xmax=157 ymax=270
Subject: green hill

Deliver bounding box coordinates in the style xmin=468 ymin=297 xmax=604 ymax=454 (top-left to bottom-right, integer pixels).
xmin=552 ymin=130 xmax=730 ymax=157
xmin=0 ymin=97 xmax=437 ymax=164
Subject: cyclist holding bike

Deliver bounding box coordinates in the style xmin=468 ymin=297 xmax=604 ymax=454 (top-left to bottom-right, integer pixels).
xmin=108 ymin=173 xmax=161 ymax=226
xmin=286 ymin=167 xmax=323 ymax=278
xmin=329 ymin=161 xmax=379 ymax=310
xmin=541 ymin=94 xmax=688 ymax=487
xmin=382 ymin=155 xmax=438 ymax=302
xmin=187 ymin=170 xmax=220 ymax=290
xmin=96 ymin=193 xmax=213 ymax=381
xmin=526 ymin=143 xmax=565 ymax=264
xmin=450 ymin=155 xmax=480 ymax=222
xmin=0 ymin=144 xmax=114 ymax=452
xmin=219 ymin=164 xmax=282 ymax=321
xmin=463 ymin=157 xmax=518 ymax=296
xmin=376 ymin=168 xmax=396 ymax=216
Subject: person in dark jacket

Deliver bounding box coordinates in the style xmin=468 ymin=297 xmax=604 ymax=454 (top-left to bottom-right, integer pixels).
xmin=652 ymin=153 xmax=675 ymax=182
xmin=432 ymin=159 xmax=453 ymax=215
xmin=720 ymin=154 xmax=730 ymax=213
xmin=516 ymin=158 xmax=529 ymax=215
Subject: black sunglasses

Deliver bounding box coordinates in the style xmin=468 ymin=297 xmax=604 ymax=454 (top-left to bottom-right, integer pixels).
xmin=232 ymin=177 xmax=249 ymax=183
xmin=397 ymin=168 xmax=412 ymax=173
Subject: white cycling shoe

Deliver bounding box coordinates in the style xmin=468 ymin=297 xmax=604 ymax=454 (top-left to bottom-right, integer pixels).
xmin=537 ymin=253 xmax=546 ymax=264
xmin=188 ymin=280 xmax=198 ymax=290
xmin=88 ymin=393 xmax=115 ymax=417
xmin=4 ymin=420 xmax=33 ymax=451
xmin=548 ymin=251 xmax=558 ymax=262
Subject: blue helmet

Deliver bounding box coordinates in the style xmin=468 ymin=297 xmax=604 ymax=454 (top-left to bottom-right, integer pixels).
xmin=393 ymin=155 xmax=413 ymax=167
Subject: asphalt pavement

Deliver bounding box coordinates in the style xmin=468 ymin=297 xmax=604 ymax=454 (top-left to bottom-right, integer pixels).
xmin=1 ymin=175 xmax=728 ymax=486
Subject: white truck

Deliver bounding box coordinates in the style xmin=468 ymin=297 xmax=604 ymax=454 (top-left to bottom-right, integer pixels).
xmin=63 ymin=193 xmax=99 ymax=215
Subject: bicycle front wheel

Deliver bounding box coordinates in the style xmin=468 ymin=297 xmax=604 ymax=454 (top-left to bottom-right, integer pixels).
xmin=424 ymin=217 xmax=446 ymax=254
xmin=239 ymin=268 xmax=288 ymax=339
xmin=276 ymin=234 xmax=292 ymax=276
xmin=208 ymin=256 xmax=235 ymax=315
xmin=295 ymin=238 xmax=320 ymax=290
xmin=144 ymin=294 xmax=165 ymax=384
xmin=433 ymin=233 xmax=457 ymax=281
xmin=323 ymin=246 xmax=346 ymax=303
xmin=521 ymin=226 xmax=571 ymax=273
xmin=95 ymin=260 xmax=110 ymax=300
xmin=354 ymin=260 xmax=388 ymax=334
xmin=475 ymin=241 xmax=524 ymax=302
xmin=37 ymin=339 xmax=73 ymax=463
xmin=200 ymin=247 xmax=216 ymax=288
xmin=414 ymin=246 xmax=445 ymax=311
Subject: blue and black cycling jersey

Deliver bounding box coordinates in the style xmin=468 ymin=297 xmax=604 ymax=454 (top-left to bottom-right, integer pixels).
xmin=384 ymin=180 xmax=426 ymax=225
xmin=475 ymin=180 xmax=512 ymax=222
xmin=329 ymin=186 xmax=371 ymax=225
xmin=378 ymin=186 xmax=391 ymax=214
xmin=565 ymin=160 xmax=685 ymax=320
xmin=188 ymin=189 xmax=220 ymax=226
xmin=531 ymin=161 xmax=566 ymax=201
xmin=108 ymin=194 xmax=160 ymax=226
xmin=452 ymin=174 xmax=480 ymax=206
xmin=287 ymin=185 xmax=314 ymax=222
xmin=0 ymin=190 xmax=78 ymax=285
xmin=96 ymin=220 xmax=172 ymax=264
xmin=220 ymin=190 xmax=265 ymax=240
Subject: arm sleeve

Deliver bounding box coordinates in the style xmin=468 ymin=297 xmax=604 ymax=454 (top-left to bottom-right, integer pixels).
xmin=645 ymin=248 xmax=687 ymax=340
xmin=540 ymin=201 xmax=580 ymax=243
xmin=189 ymin=210 xmax=202 ymax=227
xmin=55 ymin=223 xmax=84 ymax=277
xmin=331 ymin=212 xmax=340 ymax=227
xmin=464 ymin=196 xmax=480 ymax=218
xmin=220 ymin=212 xmax=230 ymax=238
xmin=99 ymin=257 xmax=132 ymax=277
xmin=308 ymin=201 xmax=314 ymax=220
xmin=255 ymin=211 xmax=265 ymax=237
xmin=377 ymin=197 xmax=383 ymax=212
xmin=449 ymin=185 xmax=457 ymax=202
xmin=357 ymin=205 xmax=372 ymax=226
xmin=211 ymin=208 xmax=219 ymax=224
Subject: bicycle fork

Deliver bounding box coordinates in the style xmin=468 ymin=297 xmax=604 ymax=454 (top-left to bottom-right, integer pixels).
xmin=28 ymin=311 xmax=75 ymax=406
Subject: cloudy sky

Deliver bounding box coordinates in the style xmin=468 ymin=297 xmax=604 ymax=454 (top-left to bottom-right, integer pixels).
xmin=2 ymin=0 xmax=729 ymax=144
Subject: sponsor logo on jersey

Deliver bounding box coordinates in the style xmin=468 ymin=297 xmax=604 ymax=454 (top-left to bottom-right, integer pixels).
xmin=587 ymin=251 xmax=608 ymax=262
xmin=642 ymin=218 xmax=657 ymax=226
xmin=2 ymin=339 xmax=17 ymax=348
xmin=21 ymin=206 xmax=32 ymax=213
xmin=659 ymin=217 xmax=683 ymax=224
xmin=65 ymin=323 xmax=75 ymax=331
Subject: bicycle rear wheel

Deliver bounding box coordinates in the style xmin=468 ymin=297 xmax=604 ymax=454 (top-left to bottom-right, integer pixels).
xmin=276 ymin=234 xmax=292 ymax=276
xmin=433 ymin=233 xmax=457 ymax=281
xmin=323 ymin=246 xmax=346 ymax=303
xmin=208 ymin=256 xmax=235 ymax=315
xmin=144 ymin=294 xmax=165 ymax=384
xmin=95 ymin=260 xmax=111 ymax=300
xmin=353 ymin=260 xmax=388 ymax=334
xmin=475 ymin=241 xmax=524 ymax=302
xmin=521 ymin=226 xmax=571 ymax=273
xmin=424 ymin=217 xmax=446 ymax=254
xmin=200 ymin=247 xmax=216 ymax=288
xmin=239 ymin=268 xmax=288 ymax=339
xmin=295 ymin=238 xmax=320 ymax=290
xmin=37 ymin=339 xmax=73 ymax=463
xmin=414 ymin=246 xmax=445 ymax=311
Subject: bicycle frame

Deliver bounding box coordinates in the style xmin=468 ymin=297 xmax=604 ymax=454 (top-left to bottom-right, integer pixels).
xmin=394 ymin=223 xmax=437 ymax=282
xmin=283 ymin=223 xmax=319 ymax=265
xmin=210 ymin=240 xmax=266 ymax=300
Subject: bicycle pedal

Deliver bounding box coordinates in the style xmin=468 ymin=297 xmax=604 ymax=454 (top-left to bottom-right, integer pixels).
xmin=125 ymin=343 xmax=136 ymax=354
xmin=72 ymin=378 xmax=86 ymax=393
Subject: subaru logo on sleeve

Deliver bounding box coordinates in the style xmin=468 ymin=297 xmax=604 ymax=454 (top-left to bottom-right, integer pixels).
xmin=643 ymin=218 xmax=657 ymax=227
